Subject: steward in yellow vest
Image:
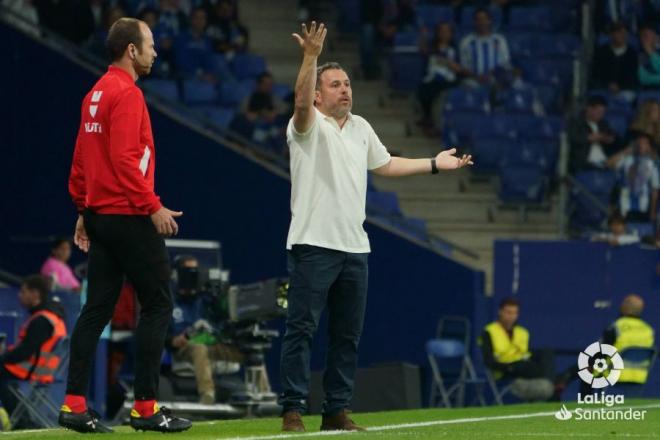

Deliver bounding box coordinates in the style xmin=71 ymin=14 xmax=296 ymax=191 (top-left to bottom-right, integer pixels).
xmin=602 ymin=294 xmax=655 ymax=384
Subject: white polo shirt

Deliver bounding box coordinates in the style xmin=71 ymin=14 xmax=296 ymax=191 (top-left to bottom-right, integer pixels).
xmin=286 ymin=108 xmax=392 ymax=253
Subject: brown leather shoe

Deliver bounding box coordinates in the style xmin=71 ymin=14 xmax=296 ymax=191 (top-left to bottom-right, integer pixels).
xmin=282 ymin=411 xmax=305 ymax=432
xmin=320 ymin=410 xmax=365 ymax=431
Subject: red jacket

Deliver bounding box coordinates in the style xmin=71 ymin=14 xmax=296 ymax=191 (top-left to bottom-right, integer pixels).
xmin=69 ymin=66 xmax=162 ymax=215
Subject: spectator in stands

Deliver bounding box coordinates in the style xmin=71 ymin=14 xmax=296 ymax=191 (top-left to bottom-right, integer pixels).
xmin=165 ymin=256 xmax=243 ymax=405
xmin=40 ymin=238 xmax=81 ymax=293
xmin=206 ymin=0 xmax=248 ymax=55
xmin=591 ymin=22 xmax=639 ymax=96
xmin=1 ymin=0 xmax=39 ymax=38
xmin=458 ymin=7 xmax=512 ymax=88
xmin=85 ymin=6 xmax=126 ymax=59
xmin=416 ymin=22 xmax=462 ymax=132
xmin=591 ymin=213 xmax=641 ymax=246
xmin=568 ymin=95 xmax=619 ymax=173
xmin=157 ymin=0 xmax=187 ymax=36
xmin=231 ymin=72 xmax=288 ymax=152
xmin=0 ymin=275 xmax=66 ymax=429
xmin=174 ymin=7 xmax=216 ymax=82
xmin=611 ymin=132 xmax=659 ymax=222
xmin=630 ymin=100 xmax=660 ymax=146
xmin=602 ymin=294 xmax=655 ymax=386
xmin=479 ymin=298 xmax=554 ymax=401
xmin=639 ymin=24 xmax=660 ymax=89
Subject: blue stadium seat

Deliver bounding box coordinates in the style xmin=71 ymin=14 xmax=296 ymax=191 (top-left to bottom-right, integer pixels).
xmin=142 ymin=79 xmax=179 ymax=102
xmin=443 ymin=111 xmax=492 ymax=145
xmin=444 ymin=87 xmax=490 ymax=113
xmin=459 ymin=5 xmax=503 ymax=30
xmin=535 ymin=85 xmax=562 ymax=114
xmin=199 ymin=106 xmax=236 ymax=130
xmin=509 ymin=6 xmax=553 ymax=31
xmin=502 ymin=88 xmax=536 ymax=114
xmin=637 ymin=91 xmax=660 ymax=106
xmin=231 ymin=54 xmax=267 ymax=80
xmin=505 ymin=32 xmax=534 ymax=59
xmin=471 ymin=139 xmax=509 ymax=173
xmin=475 ymin=113 xmax=520 ymax=141
xmin=588 ymin=89 xmax=635 ymax=111
xmin=393 ymin=31 xmax=421 ymax=52
xmin=520 ymin=58 xmax=573 ymax=88
xmin=219 ymin=80 xmax=255 ymax=106
xmin=500 ymin=143 xmax=551 ymax=173
xmin=367 ymin=191 xmax=403 ymax=216
xmin=415 ymin=5 xmax=454 ymax=29
xmin=604 ymin=110 xmax=632 ymax=137
xmin=535 ymin=34 xmax=581 ymax=58
xmin=627 ymin=222 xmax=654 ymax=237
xmin=182 ymin=79 xmax=218 ymax=105
xmin=272 ymin=83 xmax=293 ymax=100
xmin=499 ymin=166 xmax=547 ymax=204
xmin=388 ymin=52 xmax=426 ymax=91
xmin=571 ymin=170 xmax=617 ymax=230
xmin=523 ymin=116 xmax=565 ymax=140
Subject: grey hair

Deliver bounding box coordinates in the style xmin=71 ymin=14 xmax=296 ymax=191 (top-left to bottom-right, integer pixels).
xmin=315 ymin=62 xmax=345 ymax=90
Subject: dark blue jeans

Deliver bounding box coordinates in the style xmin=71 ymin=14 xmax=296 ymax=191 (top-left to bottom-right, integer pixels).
xmin=279 ymin=245 xmax=368 ymax=416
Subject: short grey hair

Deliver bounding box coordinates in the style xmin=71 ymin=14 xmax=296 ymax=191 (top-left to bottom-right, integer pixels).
xmin=316 ymin=62 xmax=345 ymax=90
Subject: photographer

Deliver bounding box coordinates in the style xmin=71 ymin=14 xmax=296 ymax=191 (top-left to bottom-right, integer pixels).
xmin=165 ymin=256 xmax=244 ymax=405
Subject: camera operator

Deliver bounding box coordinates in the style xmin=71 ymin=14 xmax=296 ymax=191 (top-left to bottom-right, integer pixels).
xmin=164 ymin=256 xmax=244 ymax=405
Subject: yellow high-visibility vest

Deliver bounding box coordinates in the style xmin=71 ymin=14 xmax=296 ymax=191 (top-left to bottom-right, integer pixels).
xmin=613 ymin=317 xmax=655 ymax=384
xmin=484 ymin=321 xmax=531 ymax=365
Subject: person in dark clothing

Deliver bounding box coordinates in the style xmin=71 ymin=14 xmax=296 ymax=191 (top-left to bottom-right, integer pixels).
xmin=568 ymin=95 xmax=620 ymax=174
xmin=0 ymin=275 xmax=66 ymax=429
xmin=591 ymin=22 xmax=639 ymax=93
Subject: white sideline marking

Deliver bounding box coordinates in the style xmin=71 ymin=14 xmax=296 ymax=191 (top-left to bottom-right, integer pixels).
xmin=221 ymin=403 xmax=660 ymax=440
xmin=1 ymin=403 xmax=659 ymax=438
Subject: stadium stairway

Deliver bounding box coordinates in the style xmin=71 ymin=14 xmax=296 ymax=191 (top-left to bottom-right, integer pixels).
xmin=239 ymin=0 xmax=561 ymax=293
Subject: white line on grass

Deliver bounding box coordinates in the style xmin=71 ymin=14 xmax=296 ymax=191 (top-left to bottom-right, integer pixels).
xmin=221 ymin=403 xmax=660 ymax=440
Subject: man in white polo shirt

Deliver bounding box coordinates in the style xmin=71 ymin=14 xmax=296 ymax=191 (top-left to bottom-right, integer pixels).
xmin=280 ymin=21 xmax=473 ymax=433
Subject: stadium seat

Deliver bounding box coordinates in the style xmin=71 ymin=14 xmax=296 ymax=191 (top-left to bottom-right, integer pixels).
xmin=520 ymin=58 xmax=573 ymax=88
xmin=182 ymin=79 xmax=218 ymax=105
xmin=509 ymin=6 xmax=553 ymax=31
xmin=272 ymin=83 xmax=293 ymax=100
xmin=367 ymin=191 xmax=403 ymax=217
xmin=522 ymin=116 xmax=565 ymax=140
xmin=502 ymin=88 xmax=536 ymax=114
xmin=142 ymin=79 xmax=179 ymax=102
xmin=218 ymin=80 xmax=255 ymax=106
xmin=444 ymin=87 xmax=490 ymax=113
xmin=604 ymin=110 xmax=632 ymax=137
xmin=637 ymin=90 xmax=660 ymax=106
xmin=498 ymin=166 xmax=547 ymax=204
xmin=588 ymin=89 xmax=635 ymax=110
xmin=500 ymin=143 xmax=551 ymax=173
xmin=505 ymin=32 xmax=534 ymax=59
xmin=535 ymin=34 xmax=581 ymax=58
xmin=459 ymin=6 xmax=502 ymax=31
xmin=393 ymin=31 xmax=421 ymax=52
xmin=443 ymin=111 xmax=493 ymax=145
xmin=388 ymin=52 xmax=426 ymax=91
xmin=231 ymin=54 xmax=267 ymax=80
xmin=471 ymin=138 xmax=510 ymax=173
xmin=415 ymin=5 xmax=454 ymax=29
xmin=571 ymin=170 xmax=617 ymax=230
xmin=534 ymin=85 xmax=562 ymax=114
xmin=626 ymin=222 xmax=655 ymax=238
xmin=198 ymin=106 xmax=236 ymax=130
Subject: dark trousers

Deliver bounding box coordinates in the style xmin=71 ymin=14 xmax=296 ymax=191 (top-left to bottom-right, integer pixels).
xmin=278 ymin=245 xmax=368 ymax=416
xmin=66 ymin=211 xmax=173 ymax=400
xmin=504 ymin=349 xmax=556 ymax=381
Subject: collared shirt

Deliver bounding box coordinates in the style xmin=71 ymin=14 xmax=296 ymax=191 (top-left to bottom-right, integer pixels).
xmin=286 ymin=108 xmax=391 ymax=253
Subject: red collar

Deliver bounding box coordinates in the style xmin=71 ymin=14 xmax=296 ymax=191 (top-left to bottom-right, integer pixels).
xmin=108 ymin=65 xmax=136 ymax=84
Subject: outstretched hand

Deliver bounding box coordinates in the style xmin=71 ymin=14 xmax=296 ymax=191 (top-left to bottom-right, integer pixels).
xmin=292 ymin=21 xmax=327 ymax=57
xmin=435 ymin=148 xmax=473 ymax=170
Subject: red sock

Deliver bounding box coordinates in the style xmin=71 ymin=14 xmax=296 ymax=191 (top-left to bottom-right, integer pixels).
xmin=133 ymin=399 xmax=158 ymax=418
xmin=63 ymin=394 xmax=87 ymax=413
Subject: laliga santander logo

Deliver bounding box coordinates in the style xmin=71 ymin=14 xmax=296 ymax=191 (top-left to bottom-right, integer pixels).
xmin=577 ymin=342 xmax=624 ymax=388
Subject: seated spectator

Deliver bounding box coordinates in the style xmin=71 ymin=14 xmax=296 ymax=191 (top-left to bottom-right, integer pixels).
xmin=1 ymin=0 xmax=39 ymax=38
xmin=591 ymin=22 xmax=638 ymax=96
xmin=165 ymin=256 xmax=243 ymax=405
xmin=231 ymin=72 xmax=288 ymax=152
xmin=85 ymin=6 xmax=125 ymax=60
xmin=611 ymin=133 xmax=659 ymax=222
xmin=174 ymin=7 xmax=216 ymax=82
xmin=591 ymin=213 xmax=641 ymax=246
xmin=0 ymin=275 xmax=67 ymax=429
xmin=156 ymin=0 xmax=187 ymax=37
xmin=40 ymin=237 xmax=81 ymax=293
xmin=639 ymin=24 xmax=660 ymax=89
xmin=416 ymin=22 xmax=462 ymax=132
xmin=568 ymin=95 xmax=619 ymax=173
xmin=630 ymin=100 xmax=660 ymax=146
xmin=459 ymin=7 xmax=513 ymax=87
xmin=603 ymin=294 xmax=655 ymax=385
xmin=206 ymin=0 xmax=248 ymax=55
xmin=479 ymin=298 xmax=555 ymax=401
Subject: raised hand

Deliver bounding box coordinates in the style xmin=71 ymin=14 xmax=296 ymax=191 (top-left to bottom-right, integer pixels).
xmin=435 ymin=148 xmax=473 ymax=170
xmin=292 ymin=21 xmax=327 ymax=57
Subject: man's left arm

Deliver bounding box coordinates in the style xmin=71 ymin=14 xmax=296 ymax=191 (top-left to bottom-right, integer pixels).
xmin=373 ymin=149 xmax=473 ymax=177
xmin=0 ymin=317 xmax=52 ymax=364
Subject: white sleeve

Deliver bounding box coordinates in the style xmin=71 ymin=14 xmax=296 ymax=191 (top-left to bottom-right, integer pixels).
xmin=459 ymin=36 xmax=473 ymax=71
xmin=366 ymin=123 xmax=391 ymax=170
xmin=498 ymin=34 xmax=511 ymax=67
xmin=286 ymin=111 xmax=319 ymax=147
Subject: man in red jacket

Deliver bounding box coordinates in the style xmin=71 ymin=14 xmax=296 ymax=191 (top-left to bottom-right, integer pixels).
xmin=59 ymin=17 xmax=191 ymax=433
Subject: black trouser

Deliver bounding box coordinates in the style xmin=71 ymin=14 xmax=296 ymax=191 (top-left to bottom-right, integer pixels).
xmin=278 ymin=245 xmax=369 ymax=416
xmin=66 ymin=210 xmax=173 ymax=400
xmin=504 ymin=349 xmax=556 ymax=381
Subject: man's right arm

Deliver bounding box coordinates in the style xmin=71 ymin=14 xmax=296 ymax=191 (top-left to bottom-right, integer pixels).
xmin=291 ymin=21 xmax=327 ymax=134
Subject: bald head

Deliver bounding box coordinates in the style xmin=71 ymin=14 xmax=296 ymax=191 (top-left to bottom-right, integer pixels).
xmin=621 ymin=294 xmax=644 ymax=317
